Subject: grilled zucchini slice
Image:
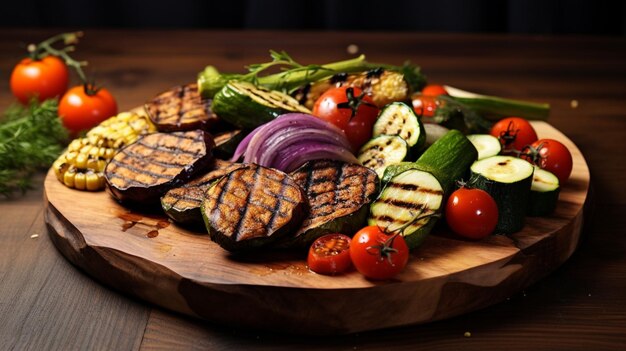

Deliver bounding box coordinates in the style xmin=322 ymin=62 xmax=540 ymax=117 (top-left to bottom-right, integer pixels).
xmin=371 ymin=130 xmax=478 ymax=249
xmin=357 ymin=135 xmax=409 ymax=178
xmin=202 ymin=164 xmax=309 ymax=252
xmin=212 ymin=81 xmax=311 ymax=129
xmin=372 ymin=102 xmax=425 ymax=151
xmin=467 ymin=134 xmax=501 ymax=160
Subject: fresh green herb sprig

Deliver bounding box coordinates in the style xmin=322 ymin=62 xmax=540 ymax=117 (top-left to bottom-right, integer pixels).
xmin=0 ymin=99 xmax=67 ymax=197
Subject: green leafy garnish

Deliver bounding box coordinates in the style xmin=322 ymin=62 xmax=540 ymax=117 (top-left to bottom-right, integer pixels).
xmin=0 ymin=99 xmax=67 ymax=197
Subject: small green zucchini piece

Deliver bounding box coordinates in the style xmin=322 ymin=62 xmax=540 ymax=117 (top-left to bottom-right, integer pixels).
xmin=357 ymin=135 xmax=409 ymax=178
xmin=469 ymin=156 xmax=534 ymax=234
xmin=368 ymin=169 xmax=444 ymax=249
xmin=211 ymin=81 xmax=310 ymax=129
xmin=372 ymin=102 xmax=426 ymax=151
xmin=467 ymin=134 xmax=501 ymax=160
xmin=527 ymin=167 xmax=560 ymax=216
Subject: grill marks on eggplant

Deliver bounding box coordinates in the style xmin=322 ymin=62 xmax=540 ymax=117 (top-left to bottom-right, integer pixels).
xmin=288 ymin=160 xmax=378 ymax=245
xmin=105 ymin=130 xmax=214 ymax=204
xmin=145 ymin=83 xmax=219 ymax=132
xmin=161 ymin=159 xmax=245 ymax=217
xmin=203 ymin=165 xmax=308 ymax=251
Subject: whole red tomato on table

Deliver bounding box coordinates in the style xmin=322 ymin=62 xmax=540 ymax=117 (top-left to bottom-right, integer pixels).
xmin=10 ymin=55 xmax=69 ymax=104
xmin=59 ymin=85 xmax=118 ymax=136
xmin=312 ymin=86 xmax=380 ymax=152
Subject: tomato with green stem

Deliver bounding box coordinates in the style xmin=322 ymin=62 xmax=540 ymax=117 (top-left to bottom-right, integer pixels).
xmin=307 ymin=234 xmax=352 ymax=275
xmin=490 ymin=117 xmax=538 ymax=152
xmin=59 ymin=84 xmax=118 ymax=136
xmin=445 ymin=186 xmax=499 ymax=240
xmin=521 ymin=138 xmax=573 ymax=184
xmin=312 ymin=86 xmax=380 ymax=152
xmin=350 ymin=226 xmax=409 ymax=280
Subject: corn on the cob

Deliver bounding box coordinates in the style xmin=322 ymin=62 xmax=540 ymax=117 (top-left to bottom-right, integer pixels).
xmin=53 ymin=112 xmax=156 ymax=191
xmin=294 ymin=69 xmax=411 ymax=110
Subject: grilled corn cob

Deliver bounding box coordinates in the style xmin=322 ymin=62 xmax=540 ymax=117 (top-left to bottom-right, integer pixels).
xmin=294 ymin=68 xmax=411 ymax=110
xmin=53 ymin=112 xmax=156 ymax=191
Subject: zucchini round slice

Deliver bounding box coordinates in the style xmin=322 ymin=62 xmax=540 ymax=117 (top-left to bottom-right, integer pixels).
xmin=372 ymin=102 xmax=425 ymax=150
xmin=527 ymin=167 xmax=560 ymax=216
xmin=211 ymin=81 xmax=311 ymax=129
xmin=470 ymin=156 xmax=534 ymax=234
xmin=467 ymin=134 xmax=501 ymax=160
xmin=368 ymin=169 xmax=444 ymax=249
xmin=357 ymin=135 xmax=409 ymax=178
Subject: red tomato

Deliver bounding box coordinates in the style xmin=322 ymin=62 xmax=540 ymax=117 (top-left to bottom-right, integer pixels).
xmin=490 ymin=117 xmax=538 ymax=152
xmin=445 ymin=187 xmax=499 ymax=239
xmin=523 ymin=139 xmax=573 ymax=184
xmin=59 ymin=85 xmax=118 ymax=136
xmin=421 ymin=84 xmax=448 ymax=97
xmin=411 ymin=94 xmax=439 ymax=118
xmin=350 ymin=226 xmax=409 ymax=280
xmin=10 ymin=55 xmax=69 ymax=104
xmin=312 ymin=86 xmax=380 ymax=152
xmin=307 ymin=234 xmax=352 ymax=275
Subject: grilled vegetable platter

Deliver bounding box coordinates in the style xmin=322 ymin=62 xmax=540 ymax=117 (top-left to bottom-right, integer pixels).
xmin=44 ymin=51 xmax=590 ymax=334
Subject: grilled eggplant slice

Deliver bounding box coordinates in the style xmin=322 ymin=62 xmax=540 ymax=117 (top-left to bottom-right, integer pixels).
xmin=161 ymin=159 xmax=246 ymax=225
xmin=105 ymin=130 xmax=215 ymax=205
xmin=280 ymin=159 xmax=379 ymax=248
xmin=202 ymin=164 xmax=308 ymax=252
xmin=145 ymin=83 xmax=221 ymax=132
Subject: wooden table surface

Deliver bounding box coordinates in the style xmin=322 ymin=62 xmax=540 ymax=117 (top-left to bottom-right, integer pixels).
xmin=1 ymin=29 xmax=625 ymax=350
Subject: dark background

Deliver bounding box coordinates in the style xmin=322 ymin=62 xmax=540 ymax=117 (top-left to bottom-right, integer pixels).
xmin=3 ymin=0 xmax=625 ymax=35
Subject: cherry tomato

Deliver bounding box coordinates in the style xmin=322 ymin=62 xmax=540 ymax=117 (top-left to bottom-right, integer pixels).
xmin=10 ymin=55 xmax=69 ymax=104
xmin=445 ymin=187 xmax=499 ymax=240
xmin=312 ymin=86 xmax=380 ymax=151
xmin=490 ymin=117 xmax=538 ymax=152
xmin=421 ymin=84 xmax=448 ymax=97
xmin=350 ymin=226 xmax=409 ymax=280
xmin=411 ymin=94 xmax=439 ymax=118
xmin=522 ymin=139 xmax=573 ymax=184
xmin=307 ymin=234 xmax=353 ymax=275
xmin=59 ymin=85 xmax=118 ymax=136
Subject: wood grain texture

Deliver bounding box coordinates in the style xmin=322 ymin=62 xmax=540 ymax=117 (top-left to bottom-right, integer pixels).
xmin=1 ymin=29 xmax=626 ymax=350
xmin=43 ymin=121 xmax=589 ymax=334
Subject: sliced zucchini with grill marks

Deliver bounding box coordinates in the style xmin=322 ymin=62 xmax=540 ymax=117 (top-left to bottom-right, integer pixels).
xmin=145 ymin=83 xmax=221 ymax=132
xmin=467 ymin=134 xmax=501 ymax=160
xmin=372 ymin=102 xmax=425 ymax=150
xmin=527 ymin=167 xmax=560 ymax=217
xmin=105 ymin=130 xmax=215 ymax=206
xmin=202 ymin=164 xmax=308 ymax=252
xmin=161 ymin=159 xmax=246 ymax=225
xmin=357 ymin=135 xmax=409 ymax=178
xmin=211 ymin=81 xmax=311 ymax=129
xmin=368 ymin=169 xmax=444 ymax=249
xmin=278 ymin=159 xmax=379 ymax=248
xmin=469 ymin=156 xmax=534 ymax=234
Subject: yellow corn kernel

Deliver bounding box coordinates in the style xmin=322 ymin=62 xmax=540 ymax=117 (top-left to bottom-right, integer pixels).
xmin=74 ymin=172 xmax=86 ymax=190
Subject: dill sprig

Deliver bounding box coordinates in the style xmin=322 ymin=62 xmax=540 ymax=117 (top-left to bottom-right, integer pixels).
xmin=0 ymin=99 xmax=68 ymax=197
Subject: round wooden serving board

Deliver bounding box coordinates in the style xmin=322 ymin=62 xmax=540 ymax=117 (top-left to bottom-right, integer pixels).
xmin=44 ymin=121 xmax=590 ymax=335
